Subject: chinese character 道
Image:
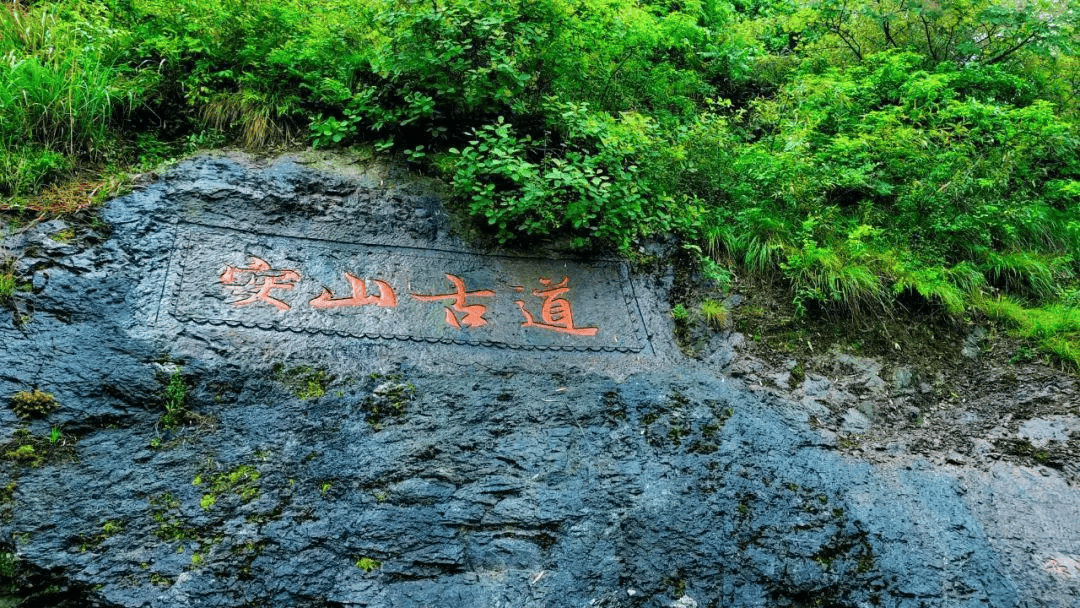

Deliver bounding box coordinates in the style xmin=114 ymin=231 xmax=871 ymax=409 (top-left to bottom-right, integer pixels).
xmin=515 ymin=276 xmax=598 ymax=336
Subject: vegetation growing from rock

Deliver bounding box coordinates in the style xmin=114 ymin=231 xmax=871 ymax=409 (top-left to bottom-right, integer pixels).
xmin=0 ymin=428 xmax=75 ymax=468
xmin=272 ymin=364 xmax=334 ymax=400
xmin=8 ymin=390 xmax=57 ymax=419
xmin=0 ymin=0 xmax=1077 ymax=365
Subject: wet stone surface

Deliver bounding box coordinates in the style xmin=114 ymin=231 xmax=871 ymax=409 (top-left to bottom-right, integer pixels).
xmin=169 ymin=225 xmax=646 ymax=352
xmin=1 ymin=152 xmax=1079 ymax=607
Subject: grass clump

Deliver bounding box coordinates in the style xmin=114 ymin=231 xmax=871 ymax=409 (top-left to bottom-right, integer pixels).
xmin=982 ymin=298 xmax=1080 ymax=369
xmin=671 ymin=304 xmax=689 ymax=323
xmin=700 ymin=300 xmax=728 ymax=330
xmin=0 ymin=0 xmax=154 ymax=199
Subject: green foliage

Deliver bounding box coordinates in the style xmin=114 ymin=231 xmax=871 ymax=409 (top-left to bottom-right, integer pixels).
xmin=10 ymin=389 xmax=58 ymax=419
xmin=671 ymin=304 xmax=690 ymax=322
xmin=688 ymin=48 xmax=1078 ymax=319
xmin=0 ymin=0 xmax=155 ymax=196
xmin=2 ymin=0 xmax=1078 ymax=365
xmin=700 ymin=300 xmax=729 ymax=329
xmin=355 ymin=556 xmax=381 ymax=572
xmin=160 ymin=369 xmax=187 ymax=430
xmin=0 ymin=271 xmax=15 ymax=300
xmin=273 ymin=364 xmax=332 ymax=400
xmin=449 ymin=113 xmax=653 ymax=249
xmin=0 ymin=549 xmax=17 ymax=596
xmin=982 ymin=297 xmax=1080 ymax=369
xmin=0 ymin=428 xmax=74 ymax=468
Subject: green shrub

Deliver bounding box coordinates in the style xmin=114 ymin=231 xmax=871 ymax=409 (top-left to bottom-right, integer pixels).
xmin=160 ymin=369 xmax=187 ymax=430
xmin=449 ymin=103 xmax=670 ymax=250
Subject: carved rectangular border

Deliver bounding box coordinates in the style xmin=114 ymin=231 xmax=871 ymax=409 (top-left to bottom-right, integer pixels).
xmin=165 ymin=223 xmax=650 ymax=353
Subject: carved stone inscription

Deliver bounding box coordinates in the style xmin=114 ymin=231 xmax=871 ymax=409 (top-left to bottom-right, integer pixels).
xmin=169 ymin=226 xmax=648 ymax=352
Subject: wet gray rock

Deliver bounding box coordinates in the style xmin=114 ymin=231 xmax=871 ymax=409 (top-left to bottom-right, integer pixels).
xmin=1 ymin=152 xmax=1078 ymax=607
xmin=840 ymin=408 xmax=872 ymax=434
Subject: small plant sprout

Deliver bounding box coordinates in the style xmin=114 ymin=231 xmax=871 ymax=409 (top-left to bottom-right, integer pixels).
xmin=355 ymin=556 xmax=381 ymax=572
xmin=700 ymin=300 xmax=728 ymax=329
xmin=161 ymin=369 xmax=187 ymax=429
xmin=49 ymin=427 xmax=62 ymax=443
xmin=671 ymin=304 xmax=689 ymax=322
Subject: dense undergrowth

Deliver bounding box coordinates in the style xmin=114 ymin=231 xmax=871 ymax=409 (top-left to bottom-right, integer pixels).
xmin=0 ymin=0 xmax=1078 ymax=365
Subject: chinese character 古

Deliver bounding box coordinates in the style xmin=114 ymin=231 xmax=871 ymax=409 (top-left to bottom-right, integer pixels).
xmin=412 ymin=274 xmax=495 ymax=328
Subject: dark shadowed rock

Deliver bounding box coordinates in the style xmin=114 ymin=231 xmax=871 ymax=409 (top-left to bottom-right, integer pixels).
xmin=1 ymin=152 xmax=1078 ymax=607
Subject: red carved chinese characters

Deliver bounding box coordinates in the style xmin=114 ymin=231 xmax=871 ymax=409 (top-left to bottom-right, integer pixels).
xmin=310 ymin=273 xmax=397 ymax=309
xmin=411 ymin=274 xmax=495 ymax=328
xmin=515 ymin=276 xmax=598 ymax=336
xmin=220 ymin=256 xmax=300 ymax=311
xmin=218 ymin=259 xmax=601 ymax=339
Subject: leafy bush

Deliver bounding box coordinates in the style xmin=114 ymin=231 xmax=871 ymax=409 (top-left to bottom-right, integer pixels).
xmin=450 ymin=119 xmax=653 ymax=248
xmin=1 ymin=0 xmax=1077 ymax=362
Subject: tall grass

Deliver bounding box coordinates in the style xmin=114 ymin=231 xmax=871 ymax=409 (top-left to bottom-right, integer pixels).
xmin=0 ymin=1 xmax=145 ymax=197
xmin=983 ymin=297 xmax=1080 ymax=369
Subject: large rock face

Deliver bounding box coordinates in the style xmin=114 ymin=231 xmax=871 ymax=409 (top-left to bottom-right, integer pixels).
xmin=1 ymin=153 xmax=1079 ymax=607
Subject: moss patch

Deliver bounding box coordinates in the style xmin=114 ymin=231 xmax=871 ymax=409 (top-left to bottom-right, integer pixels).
xmin=273 ymin=364 xmax=334 ymax=400
xmin=0 ymin=428 xmax=75 ymax=468
xmin=9 ymin=390 xmax=58 ymax=419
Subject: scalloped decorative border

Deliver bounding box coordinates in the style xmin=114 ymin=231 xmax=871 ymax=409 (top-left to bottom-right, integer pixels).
xmin=167 ymin=223 xmax=651 ymax=354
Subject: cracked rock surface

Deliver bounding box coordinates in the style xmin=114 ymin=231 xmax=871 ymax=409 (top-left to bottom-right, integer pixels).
xmin=2 ymin=152 xmax=1079 ymax=607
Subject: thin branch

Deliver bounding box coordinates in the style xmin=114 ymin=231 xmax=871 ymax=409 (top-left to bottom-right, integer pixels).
xmin=882 ymin=18 xmax=897 ymax=48
xmin=919 ymin=14 xmax=938 ymax=61
xmin=984 ymin=30 xmax=1042 ymax=65
xmin=832 ymin=26 xmax=864 ymax=61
